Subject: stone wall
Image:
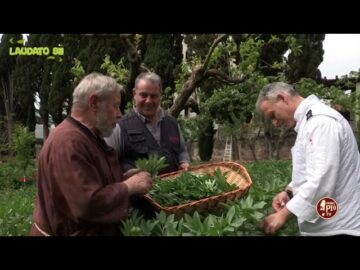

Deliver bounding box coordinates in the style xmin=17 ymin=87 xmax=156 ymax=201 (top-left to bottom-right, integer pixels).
xmin=190 ymin=134 xmax=296 ymax=162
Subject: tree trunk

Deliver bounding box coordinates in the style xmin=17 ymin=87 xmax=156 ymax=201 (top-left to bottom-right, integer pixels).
xmin=198 ymin=119 xmax=215 ymax=161
xmin=247 ymin=140 xmax=258 ymax=162
xmin=4 ymin=102 xmax=13 ymax=147
xmin=42 ymin=113 xmax=49 ymax=141
xmin=120 ymin=34 xmax=148 ymax=112
xmin=186 ymin=139 xmax=193 ymax=162
xmin=263 ymin=119 xmax=277 ymax=160
xmin=232 ymin=137 xmax=240 ymax=161
xmin=2 ymin=75 xmax=15 ymax=147
xmin=247 ymin=126 xmax=262 ymax=162
xmin=275 ymin=127 xmax=290 ymax=159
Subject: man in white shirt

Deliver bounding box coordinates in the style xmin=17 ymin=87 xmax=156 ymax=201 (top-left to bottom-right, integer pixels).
xmin=256 ymin=82 xmax=360 ymax=236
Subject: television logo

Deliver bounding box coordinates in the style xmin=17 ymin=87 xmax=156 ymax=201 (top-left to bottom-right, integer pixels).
xmin=8 ymin=38 xmax=64 ymax=62
xmin=316 ymin=197 xmax=338 ymax=219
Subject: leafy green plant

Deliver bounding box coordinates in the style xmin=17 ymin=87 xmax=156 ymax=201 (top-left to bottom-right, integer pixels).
xmin=0 ymin=185 xmax=36 ymax=236
xmin=152 ymin=211 xmax=183 ymax=236
xmin=100 ymin=55 xmax=129 ymax=85
xmin=70 ymin=58 xmax=85 ymax=84
xmin=135 ymin=154 xmax=168 ymax=178
xmin=121 ymin=209 xmax=159 ymax=236
xmin=148 ymin=169 xmax=237 ymax=206
xmin=12 ymin=124 xmax=36 ymax=180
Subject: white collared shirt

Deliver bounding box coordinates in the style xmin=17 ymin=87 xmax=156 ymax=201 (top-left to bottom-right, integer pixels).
xmin=286 ymin=95 xmax=360 ymax=236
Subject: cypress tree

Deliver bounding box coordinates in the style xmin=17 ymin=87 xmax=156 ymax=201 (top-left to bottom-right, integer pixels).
xmin=256 ymin=34 xmax=289 ymax=77
xmin=77 ymin=34 xmax=125 ymax=73
xmin=0 ymin=34 xmax=24 ymax=144
xmin=143 ymin=34 xmax=183 ymax=108
xmin=13 ymin=54 xmax=36 ymax=131
xmin=285 ymin=34 xmax=325 ymax=83
xmin=49 ymin=34 xmax=85 ymax=124
xmin=198 ymin=118 xmax=216 ymax=161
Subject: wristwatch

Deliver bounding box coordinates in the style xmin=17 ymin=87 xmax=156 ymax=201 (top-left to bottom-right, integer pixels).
xmin=285 ymin=189 xmax=293 ymax=199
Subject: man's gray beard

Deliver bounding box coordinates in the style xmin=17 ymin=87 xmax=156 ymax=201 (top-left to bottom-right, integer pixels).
xmin=98 ymin=126 xmax=114 ymax=137
xmin=95 ymin=107 xmax=114 ymax=137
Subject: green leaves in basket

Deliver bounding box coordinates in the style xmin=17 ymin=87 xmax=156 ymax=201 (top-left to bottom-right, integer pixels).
xmin=135 ymin=154 xmax=168 ymax=178
xmin=148 ymin=168 xmax=238 ymax=207
xmin=212 ymin=168 xmax=237 ymax=193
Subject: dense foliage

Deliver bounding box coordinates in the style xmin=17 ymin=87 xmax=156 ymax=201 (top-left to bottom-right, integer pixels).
xmin=121 ymin=160 xmax=300 ymax=236
xmin=0 ymin=160 xmax=300 ymax=236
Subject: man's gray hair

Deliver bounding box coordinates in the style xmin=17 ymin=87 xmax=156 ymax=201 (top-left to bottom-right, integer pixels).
xmin=72 ymin=72 xmax=124 ymax=111
xmin=134 ymin=72 xmax=162 ymax=92
xmin=256 ymin=82 xmax=298 ymax=113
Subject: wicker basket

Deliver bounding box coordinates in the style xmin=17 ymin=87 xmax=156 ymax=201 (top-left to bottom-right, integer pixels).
xmin=143 ymin=161 xmax=252 ymax=216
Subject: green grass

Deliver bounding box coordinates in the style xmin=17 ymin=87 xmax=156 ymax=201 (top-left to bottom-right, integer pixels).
xmin=0 ymin=185 xmax=36 ymax=236
xmin=0 ymin=159 xmax=36 ymax=236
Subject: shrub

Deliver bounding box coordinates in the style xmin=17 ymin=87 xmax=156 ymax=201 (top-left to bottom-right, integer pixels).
xmin=12 ymin=124 xmax=36 ymax=179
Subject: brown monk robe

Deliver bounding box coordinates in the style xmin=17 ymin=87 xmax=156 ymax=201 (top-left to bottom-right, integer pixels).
xmin=31 ymin=116 xmax=129 ymax=236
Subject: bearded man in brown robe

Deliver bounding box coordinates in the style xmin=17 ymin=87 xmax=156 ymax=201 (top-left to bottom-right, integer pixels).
xmin=30 ymin=72 xmax=153 ymax=236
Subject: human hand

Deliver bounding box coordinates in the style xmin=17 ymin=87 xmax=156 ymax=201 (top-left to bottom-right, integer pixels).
xmin=123 ymin=168 xmax=141 ymax=180
xmin=261 ymin=213 xmax=283 ymax=235
xmin=272 ymin=191 xmax=290 ymax=212
xmin=261 ymin=211 xmax=288 ymax=235
xmin=179 ymin=162 xmax=190 ymax=171
xmin=261 ymin=206 xmax=293 ymax=235
xmin=124 ymin=171 xmax=153 ymax=196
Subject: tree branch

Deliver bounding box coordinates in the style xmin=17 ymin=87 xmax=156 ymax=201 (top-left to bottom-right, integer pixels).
xmin=185 ymin=97 xmax=200 ymax=114
xmin=119 ymin=34 xmax=141 ymax=65
xmin=203 ymin=34 xmax=228 ymax=70
xmin=169 ymin=34 xmax=241 ymax=118
xmin=118 ymin=34 xmax=150 ymax=109
xmin=168 ymin=64 xmax=205 ymax=118
xmin=205 ymin=69 xmax=246 ymax=85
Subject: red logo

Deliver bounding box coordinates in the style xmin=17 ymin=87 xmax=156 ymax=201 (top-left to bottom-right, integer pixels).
xmin=316 ymin=197 xmax=338 ymax=219
xmin=169 ymin=136 xmax=180 ymax=144
xmin=19 ymin=177 xmax=30 ymax=183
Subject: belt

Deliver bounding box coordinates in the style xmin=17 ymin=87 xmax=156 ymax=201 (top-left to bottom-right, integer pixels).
xmin=34 ymin=223 xmax=51 ymax=236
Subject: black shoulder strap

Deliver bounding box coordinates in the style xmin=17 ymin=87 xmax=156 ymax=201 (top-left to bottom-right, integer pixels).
xmin=306 ymin=110 xmax=313 ymax=120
